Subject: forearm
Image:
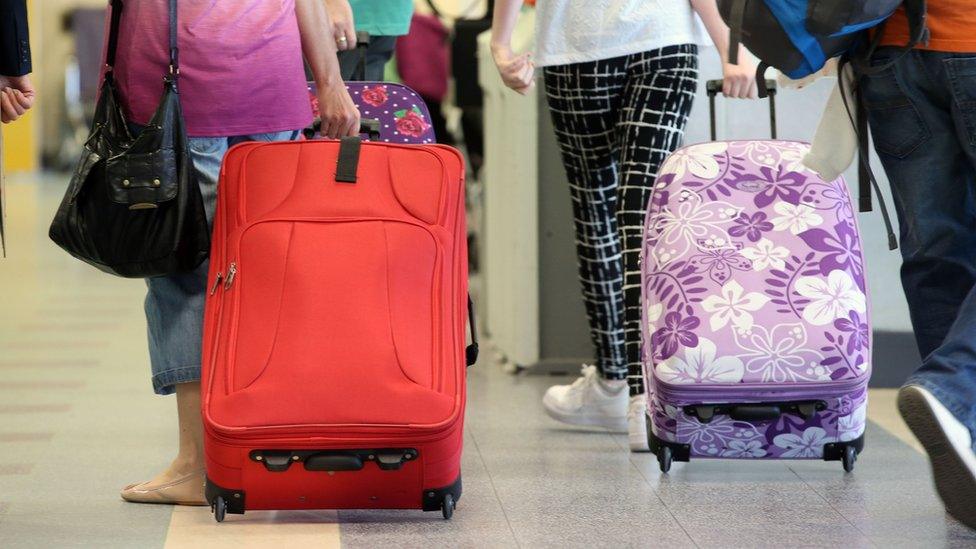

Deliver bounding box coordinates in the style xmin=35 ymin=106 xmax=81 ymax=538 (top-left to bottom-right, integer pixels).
xmin=690 ymin=0 xmax=733 ymax=62
xmin=296 ymin=0 xmax=342 ymax=87
xmin=490 ymin=0 xmax=525 ymax=51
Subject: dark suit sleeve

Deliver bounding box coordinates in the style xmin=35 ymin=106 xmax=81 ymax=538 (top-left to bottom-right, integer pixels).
xmin=0 ymin=0 xmax=31 ymax=76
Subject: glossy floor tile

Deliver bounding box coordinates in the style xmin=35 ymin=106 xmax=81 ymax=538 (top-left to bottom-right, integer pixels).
xmin=0 ymin=176 xmax=973 ymax=548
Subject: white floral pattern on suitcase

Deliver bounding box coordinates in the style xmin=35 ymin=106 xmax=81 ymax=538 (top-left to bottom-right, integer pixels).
xmin=641 ymin=140 xmax=870 ymax=459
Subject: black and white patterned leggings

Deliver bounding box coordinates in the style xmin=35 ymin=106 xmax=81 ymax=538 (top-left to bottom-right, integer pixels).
xmin=543 ymin=44 xmax=699 ymax=395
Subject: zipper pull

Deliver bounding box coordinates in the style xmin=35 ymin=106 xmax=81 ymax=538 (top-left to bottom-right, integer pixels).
xmin=209 ymin=272 xmax=223 ymax=296
xmin=224 ymin=262 xmax=237 ymax=290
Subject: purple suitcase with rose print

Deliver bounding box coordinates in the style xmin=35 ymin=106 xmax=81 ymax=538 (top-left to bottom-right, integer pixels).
xmin=641 ymin=81 xmax=870 ymax=473
xmin=306 ymin=82 xmax=436 ymax=144
xmin=304 ymin=34 xmax=435 ymax=144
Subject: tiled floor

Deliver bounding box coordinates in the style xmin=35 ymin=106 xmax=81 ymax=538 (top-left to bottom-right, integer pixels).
xmin=1 ymin=176 xmax=974 ymax=548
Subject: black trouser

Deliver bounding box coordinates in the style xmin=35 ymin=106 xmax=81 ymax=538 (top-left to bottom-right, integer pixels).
xmin=543 ymin=45 xmax=699 ymax=395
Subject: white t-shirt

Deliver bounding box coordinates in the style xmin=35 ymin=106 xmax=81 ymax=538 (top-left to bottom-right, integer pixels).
xmin=533 ymin=0 xmax=708 ymax=68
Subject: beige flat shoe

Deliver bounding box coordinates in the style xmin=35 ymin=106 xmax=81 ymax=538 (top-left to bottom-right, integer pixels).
xmin=120 ymin=469 xmax=207 ymax=506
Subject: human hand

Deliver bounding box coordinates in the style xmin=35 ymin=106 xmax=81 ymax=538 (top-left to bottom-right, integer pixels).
xmin=325 ymin=0 xmax=356 ymax=51
xmin=317 ymin=80 xmax=360 ymax=138
xmin=0 ymin=75 xmax=36 ymax=123
xmin=721 ymin=47 xmax=758 ymax=99
xmin=491 ymin=44 xmax=535 ymax=95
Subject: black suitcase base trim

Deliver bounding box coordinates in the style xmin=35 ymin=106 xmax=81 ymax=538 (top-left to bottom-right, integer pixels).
xmin=421 ymin=474 xmax=462 ymax=512
xmin=647 ymin=421 xmax=692 ymax=463
xmin=646 ymin=413 xmax=865 ymax=473
xmin=823 ymin=433 xmax=865 ymax=460
xmin=205 ymin=473 xmax=463 ymax=521
xmin=823 ymin=434 xmax=865 ymax=472
xmin=205 ymin=477 xmax=246 ymax=516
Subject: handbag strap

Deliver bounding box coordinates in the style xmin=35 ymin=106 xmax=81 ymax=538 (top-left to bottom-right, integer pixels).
xmin=104 ymin=0 xmax=179 ymax=77
xmin=168 ymin=0 xmax=179 ymax=75
xmin=105 ymin=0 xmax=123 ymax=73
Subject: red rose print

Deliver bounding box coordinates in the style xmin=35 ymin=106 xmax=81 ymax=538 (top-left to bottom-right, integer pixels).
xmin=308 ymin=90 xmax=320 ymax=117
xmin=361 ymin=85 xmax=388 ymax=107
xmin=395 ymin=111 xmax=430 ymax=138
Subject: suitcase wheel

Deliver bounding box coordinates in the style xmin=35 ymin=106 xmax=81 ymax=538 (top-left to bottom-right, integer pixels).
xmin=212 ymin=496 xmax=227 ymax=523
xmin=842 ymin=445 xmax=857 ymax=473
xmin=441 ymin=493 xmax=456 ymax=520
xmin=657 ymin=446 xmax=673 ymax=474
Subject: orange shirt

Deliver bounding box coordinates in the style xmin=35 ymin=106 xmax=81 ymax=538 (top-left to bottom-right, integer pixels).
xmin=881 ymin=1 xmax=976 ymax=52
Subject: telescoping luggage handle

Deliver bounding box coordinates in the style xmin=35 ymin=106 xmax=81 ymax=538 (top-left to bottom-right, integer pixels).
xmin=351 ymin=31 xmax=371 ymax=81
xmin=706 ymin=79 xmax=777 ymax=141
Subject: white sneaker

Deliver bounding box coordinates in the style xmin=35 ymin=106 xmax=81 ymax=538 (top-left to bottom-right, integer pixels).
xmin=628 ymin=394 xmax=651 ymax=452
xmin=898 ymin=385 xmax=976 ymax=530
xmin=542 ymin=365 xmax=627 ymax=432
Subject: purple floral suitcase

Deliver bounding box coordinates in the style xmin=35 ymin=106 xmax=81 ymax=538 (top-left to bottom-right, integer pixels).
xmin=641 ymin=81 xmax=870 ymax=473
xmin=306 ymin=81 xmax=436 ymax=144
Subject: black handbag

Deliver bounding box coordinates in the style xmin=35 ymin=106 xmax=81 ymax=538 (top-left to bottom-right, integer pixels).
xmin=49 ymin=0 xmax=209 ymax=278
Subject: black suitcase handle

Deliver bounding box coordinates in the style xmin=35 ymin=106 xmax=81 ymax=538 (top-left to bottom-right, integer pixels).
xmin=706 ymin=79 xmax=778 ymax=141
xmin=304 ymin=118 xmax=382 ymax=141
xmin=685 ymin=400 xmax=826 ymax=424
xmin=250 ymin=448 xmax=418 ymax=472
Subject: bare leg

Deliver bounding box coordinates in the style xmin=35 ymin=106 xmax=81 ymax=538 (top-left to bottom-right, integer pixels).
xmin=121 ymin=382 xmax=207 ymax=505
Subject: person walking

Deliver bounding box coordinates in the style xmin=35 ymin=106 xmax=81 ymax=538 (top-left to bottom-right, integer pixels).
xmin=112 ymin=0 xmax=358 ymax=506
xmin=325 ymin=0 xmax=414 ymax=80
xmin=0 ymin=0 xmax=35 ymax=255
xmin=0 ymin=0 xmax=34 ymax=124
xmin=490 ymin=0 xmax=757 ymax=451
xmin=861 ymin=1 xmax=976 ymax=530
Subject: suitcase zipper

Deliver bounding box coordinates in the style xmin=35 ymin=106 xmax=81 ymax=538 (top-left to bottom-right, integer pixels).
xmin=653 ymin=375 xmax=869 ymax=404
xmin=209 ymin=272 xmax=223 ymax=296
xmin=205 ymin=262 xmax=235 ymax=299
xmin=224 ymin=262 xmax=237 ymax=290
xmin=204 ymin=431 xmax=463 ymax=454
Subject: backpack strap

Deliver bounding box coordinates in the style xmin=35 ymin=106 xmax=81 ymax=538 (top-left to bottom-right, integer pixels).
xmin=837 ymin=59 xmax=898 ymax=250
xmin=756 ymin=61 xmax=771 ymax=99
xmin=902 ymin=0 xmax=930 ymax=49
xmin=856 ymin=86 xmax=871 ymax=213
xmin=727 ymin=0 xmax=748 ymax=65
xmin=852 ymin=0 xmax=928 ymax=76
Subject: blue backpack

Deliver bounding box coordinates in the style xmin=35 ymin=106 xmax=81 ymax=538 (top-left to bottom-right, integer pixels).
xmin=719 ymin=0 xmax=928 ymax=95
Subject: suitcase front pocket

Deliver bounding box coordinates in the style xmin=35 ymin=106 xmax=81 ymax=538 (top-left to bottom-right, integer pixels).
xmin=211 ymin=218 xmax=457 ymax=432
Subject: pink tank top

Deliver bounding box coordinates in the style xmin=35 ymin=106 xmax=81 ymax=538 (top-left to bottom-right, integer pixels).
xmin=110 ymin=0 xmax=312 ymax=137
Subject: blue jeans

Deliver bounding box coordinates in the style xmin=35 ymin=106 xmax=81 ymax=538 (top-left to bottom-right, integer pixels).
xmin=145 ymin=130 xmax=300 ymax=395
xmin=862 ymin=48 xmax=976 ymax=449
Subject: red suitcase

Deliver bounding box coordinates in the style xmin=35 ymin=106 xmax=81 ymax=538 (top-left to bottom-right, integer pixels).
xmin=200 ymin=134 xmax=475 ymax=522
